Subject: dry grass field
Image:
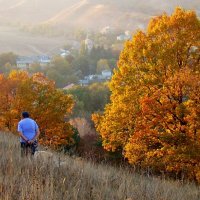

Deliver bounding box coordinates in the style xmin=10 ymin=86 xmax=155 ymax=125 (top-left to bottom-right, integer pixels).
xmin=0 ymin=132 xmax=199 ymax=200
xmin=0 ymin=26 xmax=67 ymax=56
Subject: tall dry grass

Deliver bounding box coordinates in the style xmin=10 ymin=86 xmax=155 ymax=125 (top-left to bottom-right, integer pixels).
xmin=0 ymin=132 xmax=200 ymax=200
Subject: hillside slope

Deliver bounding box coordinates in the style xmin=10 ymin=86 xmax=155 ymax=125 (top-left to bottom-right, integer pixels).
xmin=0 ymin=26 xmax=67 ymax=55
xmin=0 ymin=0 xmax=199 ymax=30
xmin=0 ymin=132 xmax=200 ymax=200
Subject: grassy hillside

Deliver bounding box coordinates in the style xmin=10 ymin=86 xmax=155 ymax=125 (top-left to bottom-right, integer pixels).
xmin=0 ymin=0 xmax=199 ymax=55
xmin=0 ymin=132 xmax=200 ymax=200
xmin=0 ymin=26 xmax=67 ymax=55
xmin=0 ymin=0 xmax=199 ymax=29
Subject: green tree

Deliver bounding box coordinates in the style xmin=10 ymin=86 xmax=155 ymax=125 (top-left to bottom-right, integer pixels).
xmin=0 ymin=52 xmax=17 ymax=73
xmin=72 ymin=56 xmax=90 ymax=77
xmin=96 ymin=59 xmax=110 ymax=74
xmin=79 ymin=42 xmax=88 ymax=57
xmin=108 ymin=58 xmax=117 ymax=70
xmin=51 ymin=56 xmax=72 ymax=75
xmin=66 ymin=83 xmax=110 ymax=118
xmin=28 ymin=62 xmax=43 ymax=74
xmin=46 ymin=56 xmax=78 ymax=87
xmin=46 ymin=69 xmax=63 ymax=87
xmin=74 ymin=29 xmax=87 ymax=41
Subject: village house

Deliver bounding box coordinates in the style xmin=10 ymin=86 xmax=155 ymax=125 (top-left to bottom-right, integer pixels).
xmin=117 ymin=30 xmax=131 ymax=41
xmin=100 ymin=26 xmax=111 ymax=35
xmin=102 ymin=69 xmax=112 ymax=79
xmin=60 ymin=49 xmax=71 ymax=58
xmin=63 ymin=83 xmax=75 ymax=90
xmin=16 ymin=55 xmax=51 ymax=69
xmin=79 ymin=70 xmax=112 ymax=86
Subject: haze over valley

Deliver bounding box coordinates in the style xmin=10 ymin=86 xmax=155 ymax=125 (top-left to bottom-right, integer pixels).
xmin=0 ymin=0 xmax=199 ymax=55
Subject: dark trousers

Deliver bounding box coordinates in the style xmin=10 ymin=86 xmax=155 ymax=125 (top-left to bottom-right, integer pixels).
xmin=20 ymin=141 xmax=38 ymax=156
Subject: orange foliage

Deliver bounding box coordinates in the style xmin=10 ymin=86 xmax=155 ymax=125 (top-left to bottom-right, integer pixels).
xmin=0 ymin=70 xmax=74 ymax=149
xmin=125 ymin=68 xmax=200 ymax=180
xmin=92 ymin=8 xmax=200 ymax=181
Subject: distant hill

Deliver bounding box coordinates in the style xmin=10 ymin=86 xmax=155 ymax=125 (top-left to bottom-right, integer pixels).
xmin=0 ymin=0 xmax=199 ymax=30
xmin=0 ymin=0 xmax=199 ymax=55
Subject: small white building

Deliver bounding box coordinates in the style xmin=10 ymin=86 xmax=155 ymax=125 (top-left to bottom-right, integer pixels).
xmin=79 ymin=79 xmax=89 ymax=86
xmin=100 ymin=26 xmax=111 ymax=35
xmin=125 ymin=30 xmax=131 ymax=36
xmin=63 ymin=83 xmax=75 ymax=90
xmin=117 ymin=30 xmax=131 ymax=41
xmin=117 ymin=34 xmax=131 ymax=41
xmin=102 ymin=70 xmax=112 ymax=79
xmin=60 ymin=49 xmax=71 ymax=58
xmin=79 ymin=70 xmax=112 ymax=86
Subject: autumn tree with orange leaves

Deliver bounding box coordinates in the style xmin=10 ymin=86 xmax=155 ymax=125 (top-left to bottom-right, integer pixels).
xmin=0 ymin=70 xmax=75 ymax=149
xmin=92 ymin=8 xmax=200 ymax=181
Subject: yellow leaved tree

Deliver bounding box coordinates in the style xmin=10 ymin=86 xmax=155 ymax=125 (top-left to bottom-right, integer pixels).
xmin=92 ymin=8 xmax=200 ymax=181
xmin=0 ymin=71 xmax=75 ymax=149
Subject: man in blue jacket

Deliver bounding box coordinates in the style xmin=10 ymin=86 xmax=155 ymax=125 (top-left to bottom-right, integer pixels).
xmin=18 ymin=111 xmax=40 ymax=156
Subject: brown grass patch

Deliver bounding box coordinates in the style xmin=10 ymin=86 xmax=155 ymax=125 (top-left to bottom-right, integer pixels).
xmin=0 ymin=132 xmax=200 ymax=200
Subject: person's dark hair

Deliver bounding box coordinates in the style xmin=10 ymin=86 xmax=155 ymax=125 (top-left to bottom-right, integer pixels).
xmin=22 ymin=111 xmax=30 ymax=118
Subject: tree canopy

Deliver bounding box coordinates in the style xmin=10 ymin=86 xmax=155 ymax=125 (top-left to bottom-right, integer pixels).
xmin=0 ymin=71 xmax=75 ymax=149
xmin=92 ymin=8 xmax=200 ymax=181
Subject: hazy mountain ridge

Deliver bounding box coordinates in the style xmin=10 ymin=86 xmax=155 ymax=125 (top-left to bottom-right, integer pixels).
xmin=0 ymin=0 xmax=199 ymax=30
xmin=0 ymin=0 xmax=199 ymax=55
